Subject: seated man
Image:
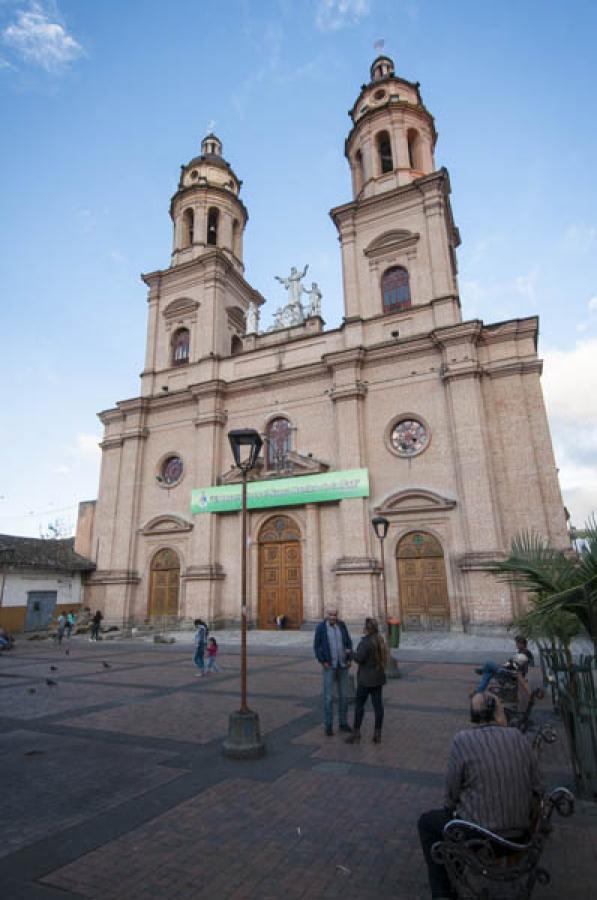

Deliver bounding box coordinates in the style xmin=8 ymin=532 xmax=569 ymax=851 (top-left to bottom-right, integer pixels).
xmin=418 ymin=692 xmax=542 ymax=900
xmin=472 ymin=635 xmax=533 ymax=697
xmin=0 ymin=626 xmax=13 ymax=650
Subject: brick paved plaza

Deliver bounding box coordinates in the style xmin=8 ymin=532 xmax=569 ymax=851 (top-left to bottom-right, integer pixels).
xmin=1 ymin=636 xmax=596 ymax=899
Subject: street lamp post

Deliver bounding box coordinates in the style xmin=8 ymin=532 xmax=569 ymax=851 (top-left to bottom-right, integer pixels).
xmin=372 ymin=515 xmax=400 ymax=679
xmin=222 ymin=428 xmax=266 ymax=758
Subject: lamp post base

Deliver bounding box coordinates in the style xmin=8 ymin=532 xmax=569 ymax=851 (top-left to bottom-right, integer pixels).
xmin=386 ymin=654 xmax=401 ymax=679
xmin=222 ymin=709 xmax=266 ymax=759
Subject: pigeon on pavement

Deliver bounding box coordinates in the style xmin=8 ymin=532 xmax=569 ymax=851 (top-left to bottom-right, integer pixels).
xmin=46 ymin=679 xmax=58 ymax=687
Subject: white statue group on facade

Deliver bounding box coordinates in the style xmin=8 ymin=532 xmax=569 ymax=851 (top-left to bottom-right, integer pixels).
xmin=245 ymin=264 xmax=323 ymax=335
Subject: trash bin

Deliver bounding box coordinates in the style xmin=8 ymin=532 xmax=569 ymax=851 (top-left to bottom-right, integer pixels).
xmin=388 ymin=618 xmax=401 ymax=649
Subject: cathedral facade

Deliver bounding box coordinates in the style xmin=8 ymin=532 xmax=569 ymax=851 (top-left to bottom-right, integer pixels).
xmin=79 ymin=56 xmax=569 ymax=631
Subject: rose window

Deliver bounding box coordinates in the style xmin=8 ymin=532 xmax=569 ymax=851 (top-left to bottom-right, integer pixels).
xmin=161 ymin=456 xmax=183 ymax=485
xmin=390 ymin=419 xmax=428 ymax=457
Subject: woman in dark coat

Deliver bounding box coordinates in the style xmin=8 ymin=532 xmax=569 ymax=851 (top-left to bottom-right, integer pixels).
xmin=346 ymin=617 xmax=388 ymax=744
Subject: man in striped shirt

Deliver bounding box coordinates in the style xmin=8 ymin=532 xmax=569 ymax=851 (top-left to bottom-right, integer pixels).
xmin=418 ymin=692 xmax=543 ymax=899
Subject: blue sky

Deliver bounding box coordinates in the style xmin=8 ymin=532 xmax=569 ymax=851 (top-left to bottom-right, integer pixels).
xmin=1 ymin=0 xmax=596 ymax=537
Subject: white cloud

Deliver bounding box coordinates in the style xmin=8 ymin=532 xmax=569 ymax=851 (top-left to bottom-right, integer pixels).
xmin=542 ymin=339 xmax=597 ymax=425
xmin=72 ymin=432 xmax=101 ymax=460
xmin=561 ymin=223 xmax=597 ymax=254
xmin=588 ymin=296 xmax=597 ymax=313
xmin=2 ymin=2 xmax=83 ymax=71
xmin=542 ymin=338 xmax=597 ymax=525
xmin=55 ymin=464 xmax=70 ymax=475
xmin=315 ymin=0 xmax=371 ymax=31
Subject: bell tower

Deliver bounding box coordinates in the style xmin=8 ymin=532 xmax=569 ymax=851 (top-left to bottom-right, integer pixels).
xmin=170 ymin=133 xmax=247 ymax=271
xmin=331 ymin=57 xmax=461 ymax=331
xmin=140 ymin=133 xmax=263 ymax=396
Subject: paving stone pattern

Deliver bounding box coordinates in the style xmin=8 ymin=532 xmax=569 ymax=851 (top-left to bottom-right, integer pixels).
xmin=0 ymin=637 xmax=595 ymax=899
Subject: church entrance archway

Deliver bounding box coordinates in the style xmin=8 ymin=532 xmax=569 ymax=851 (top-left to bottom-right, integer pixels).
xmin=258 ymin=516 xmax=303 ymax=629
xmin=396 ymin=531 xmax=450 ymax=630
xmin=148 ymin=548 xmax=180 ymax=619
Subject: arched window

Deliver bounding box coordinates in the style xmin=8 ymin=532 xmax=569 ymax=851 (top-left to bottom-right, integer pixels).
xmin=376 ymin=131 xmax=393 ymax=174
xmin=266 ymin=417 xmax=291 ymax=471
xmin=382 ymin=267 xmax=411 ymax=313
xmin=232 ymin=219 xmax=240 ymax=257
xmin=182 ymin=208 xmax=194 ymax=248
xmin=407 ymin=128 xmax=421 ymax=170
xmin=231 ymin=334 xmax=243 ymax=356
xmin=354 ymin=149 xmax=364 ymax=193
xmin=207 ymin=207 xmax=219 ymax=246
xmin=172 ymin=328 xmax=190 ymax=365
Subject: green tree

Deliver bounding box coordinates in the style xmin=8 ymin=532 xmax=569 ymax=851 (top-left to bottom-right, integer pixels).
xmin=493 ymin=517 xmax=597 ymax=658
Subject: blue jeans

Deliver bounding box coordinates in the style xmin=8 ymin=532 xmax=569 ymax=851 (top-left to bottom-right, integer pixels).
xmin=206 ymin=656 xmax=219 ymax=672
xmin=322 ymin=665 xmax=349 ymax=729
xmin=194 ymin=644 xmax=205 ymax=672
xmin=475 ymin=660 xmax=498 ymax=693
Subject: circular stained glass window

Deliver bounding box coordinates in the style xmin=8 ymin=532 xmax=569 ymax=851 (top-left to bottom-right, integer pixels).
xmin=390 ymin=419 xmax=429 ymax=457
xmin=161 ymin=456 xmax=183 ymax=485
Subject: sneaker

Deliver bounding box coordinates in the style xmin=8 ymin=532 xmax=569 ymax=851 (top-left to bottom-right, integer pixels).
xmin=195 ymin=672 xmax=204 ymax=677
xmin=339 ymin=724 xmax=353 ymax=733
xmin=474 ymin=667 xmax=484 ymax=675
xmin=325 ymin=726 xmax=334 ymax=736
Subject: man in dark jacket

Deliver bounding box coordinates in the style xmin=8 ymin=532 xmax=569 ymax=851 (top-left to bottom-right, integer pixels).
xmin=313 ymin=607 xmax=353 ymax=736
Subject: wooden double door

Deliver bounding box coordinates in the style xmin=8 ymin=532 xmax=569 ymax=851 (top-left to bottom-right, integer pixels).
xmin=148 ymin=548 xmax=180 ymax=618
xmin=397 ymin=532 xmax=450 ymax=630
xmin=258 ymin=516 xmax=303 ymax=629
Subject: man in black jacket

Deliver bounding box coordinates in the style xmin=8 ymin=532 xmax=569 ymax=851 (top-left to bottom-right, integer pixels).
xmin=313 ymin=607 xmax=353 ymax=736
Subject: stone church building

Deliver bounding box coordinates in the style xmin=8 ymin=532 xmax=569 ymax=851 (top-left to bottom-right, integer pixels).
xmin=78 ymin=56 xmax=569 ymax=631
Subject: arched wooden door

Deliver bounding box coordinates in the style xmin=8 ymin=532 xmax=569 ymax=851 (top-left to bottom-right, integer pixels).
xmin=258 ymin=516 xmax=303 ymax=629
xmin=148 ymin=548 xmax=180 ymax=619
xmin=397 ymin=532 xmax=450 ymax=630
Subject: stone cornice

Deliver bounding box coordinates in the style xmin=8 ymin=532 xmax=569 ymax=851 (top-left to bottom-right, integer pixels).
xmin=333 ymin=556 xmax=381 ymax=575
xmin=440 ymin=362 xmax=483 ymax=383
xmin=323 ymin=347 xmax=366 ymax=370
xmin=189 ymin=379 xmax=228 ymax=401
xmin=457 ymin=551 xmax=506 ymax=572
xmin=329 ymin=381 xmax=368 ymax=402
xmin=481 ymin=317 xmax=539 ymax=347
xmin=484 ymin=359 xmax=543 ymax=379
xmin=194 ymin=411 xmax=228 ymax=428
xmin=432 ymin=320 xmax=483 ymax=348
xmin=169 ymin=182 xmax=248 ymax=225
xmin=330 ymin=169 xmax=449 ymax=228
xmin=141 ymin=251 xmax=265 ymax=307
xmin=88 ymin=570 xmax=141 ymax=585
xmin=182 ymin=564 xmax=225 ymax=581
xmin=225 ymin=361 xmax=327 ymax=395
xmin=99 ymin=428 xmax=149 ymax=450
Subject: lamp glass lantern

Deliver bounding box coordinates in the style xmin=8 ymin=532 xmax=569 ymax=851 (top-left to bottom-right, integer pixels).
xmin=372 ymin=515 xmax=389 ymax=541
xmin=228 ymin=428 xmax=263 ymax=471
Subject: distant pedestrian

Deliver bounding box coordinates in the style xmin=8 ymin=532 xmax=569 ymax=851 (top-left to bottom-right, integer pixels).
xmin=206 ymin=637 xmax=220 ymax=673
xmin=193 ymin=618 xmax=208 ymax=676
xmin=90 ymin=610 xmax=103 ymax=642
xmin=313 ymin=607 xmax=353 ymax=736
xmin=65 ymin=610 xmax=76 ymax=639
xmin=56 ymin=613 xmax=66 ymax=645
xmin=345 ymin=617 xmax=387 ymax=745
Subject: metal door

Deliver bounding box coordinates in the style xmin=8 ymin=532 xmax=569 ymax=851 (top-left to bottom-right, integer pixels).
xmin=25 ymin=591 xmax=57 ymax=631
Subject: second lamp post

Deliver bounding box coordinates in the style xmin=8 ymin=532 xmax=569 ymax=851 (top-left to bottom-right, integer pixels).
xmin=372 ymin=515 xmax=400 ymax=678
xmin=222 ymin=428 xmax=266 ymax=758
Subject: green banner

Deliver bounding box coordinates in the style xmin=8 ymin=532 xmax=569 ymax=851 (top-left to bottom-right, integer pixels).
xmin=191 ymin=468 xmax=369 ymax=514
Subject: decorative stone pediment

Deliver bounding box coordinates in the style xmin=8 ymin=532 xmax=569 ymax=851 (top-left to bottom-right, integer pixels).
xmin=375 ymin=488 xmax=456 ymax=516
xmin=219 ymin=450 xmax=329 ymax=484
xmin=139 ymin=514 xmax=193 ymax=536
xmin=163 ymin=297 xmax=199 ymax=319
xmin=364 ymin=229 xmax=420 ymax=259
